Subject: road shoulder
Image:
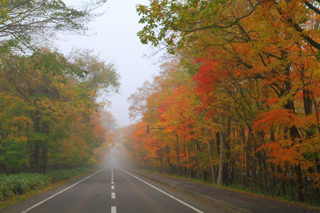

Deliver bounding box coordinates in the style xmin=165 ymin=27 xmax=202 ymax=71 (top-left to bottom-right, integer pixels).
xmin=128 ymin=168 xmax=320 ymax=213
xmin=0 ymin=170 xmax=100 ymax=213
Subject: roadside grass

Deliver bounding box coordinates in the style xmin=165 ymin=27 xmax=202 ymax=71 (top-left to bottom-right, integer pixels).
xmin=0 ymin=167 xmax=97 ymax=210
xmin=135 ymin=168 xmax=320 ymax=211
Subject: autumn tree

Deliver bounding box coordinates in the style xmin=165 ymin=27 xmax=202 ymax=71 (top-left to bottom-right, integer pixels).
xmin=0 ymin=0 xmax=120 ymax=174
xmin=128 ymin=81 xmax=154 ymax=121
xmin=0 ymin=48 xmax=120 ymax=173
xmin=129 ymin=0 xmax=320 ymax=203
xmin=0 ymin=0 xmax=106 ymax=50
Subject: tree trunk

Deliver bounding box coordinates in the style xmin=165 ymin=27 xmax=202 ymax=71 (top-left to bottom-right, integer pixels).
xmin=217 ymin=132 xmax=224 ymax=185
xmin=223 ymin=117 xmax=232 ymax=185
xmin=40 ymin=121 xmax=49 ymax=173
xmin=174 ymin=132 xmax=180 ymax=176
xmin=31 ymin=143 xmax=40 ymax=173
xmin=165 ymin=145 xmax=174 ymax=174
xmin=283 ymin=62 xmax=304 ymax=202
xmin=206 ymin=129 xmax=216 ymax=184
xmin=31 ymin=108 xmax=41 ymax=173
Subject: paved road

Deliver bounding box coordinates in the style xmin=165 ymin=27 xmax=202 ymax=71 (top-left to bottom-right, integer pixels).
xmin=130 ymin=169 xmax=320 ymax=213
xmin=1 ymin=168 xmax=222 ymax=213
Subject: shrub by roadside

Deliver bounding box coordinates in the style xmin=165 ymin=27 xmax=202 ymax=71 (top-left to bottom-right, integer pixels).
xmin=45 ymin=167 xmax=90 ymax=183
xmin=0 ymin=167 xmax=91 ymax=201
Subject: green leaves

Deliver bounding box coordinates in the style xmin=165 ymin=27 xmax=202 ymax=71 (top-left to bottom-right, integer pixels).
xmin=67 ymin=49 xmax=120 ymax=94
xmin=0 ymin=168 xmax=90 ymax=201
xmin=0 ymin=137 xmax=27 ymax=169
xmin=0 ymin=48 xmax=120 ymax=173
xmin=0 ymin=1 xmax=118 ymax=174
xmin=0 ymin=0 xmax=107 ymax=51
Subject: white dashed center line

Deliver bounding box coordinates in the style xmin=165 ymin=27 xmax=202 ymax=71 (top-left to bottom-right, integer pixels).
xmin=111 ymin=168 xmax=116 ymax=211
xmin=111 ymin=206 xmax=117 ymax=213
xmin=112 ymin=167 xmax=114 ymax=179
xmin=111 ymin=192 xmax=116 ymax=199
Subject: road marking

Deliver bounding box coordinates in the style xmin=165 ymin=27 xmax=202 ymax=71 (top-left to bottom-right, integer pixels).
xmin=21 ymin=168 xmax=105 ymax=213
xmin=111 ymin=185 xmax=114 ymax=189
xmin=112 ymin=167 xmax=114 ymax=179
xmin=111 ymin=206 xmax=117 ymax=213
xmin=111 ymin=192 xmax=116 ymax=199
xmin=119 ymin=168 xmax=204 ymax=213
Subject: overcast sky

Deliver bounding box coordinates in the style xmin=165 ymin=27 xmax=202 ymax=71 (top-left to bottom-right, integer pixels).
xmin=57 ymin=0 xmax=160 ymax=126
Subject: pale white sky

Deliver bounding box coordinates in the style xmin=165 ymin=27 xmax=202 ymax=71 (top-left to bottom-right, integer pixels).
xmin=57 ymin=0 xmax=160 ymax=126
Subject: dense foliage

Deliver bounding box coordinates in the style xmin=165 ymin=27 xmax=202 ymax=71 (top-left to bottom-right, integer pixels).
xmin=0 ymin=49 xmax=119 ymax=174
xmin=0 ymin=167 xmax=91 ymax=201
xmin=0 ymin=0 xmax=119 ymax=174
xmin=124 ymin=0 xmax=320 ymax=205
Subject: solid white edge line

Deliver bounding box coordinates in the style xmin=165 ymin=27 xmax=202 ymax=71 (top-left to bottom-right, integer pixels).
xmin=21 ymin=168 xmax=106 ymax=213
xmin=111 ymin=206 xmax=117 ymax=213
xmin=118 ymin=168 xmax=204 ymax=213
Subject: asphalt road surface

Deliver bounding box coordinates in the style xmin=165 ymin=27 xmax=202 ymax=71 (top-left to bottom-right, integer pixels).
xmin=1 ymin=168 xmax=223 ymax=213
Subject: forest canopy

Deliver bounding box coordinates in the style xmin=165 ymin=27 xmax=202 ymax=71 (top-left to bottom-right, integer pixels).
xmin=0 ymin=0 xmax=120 ymax=174
xmin=123 ymin=0 xmax=320 ymax=205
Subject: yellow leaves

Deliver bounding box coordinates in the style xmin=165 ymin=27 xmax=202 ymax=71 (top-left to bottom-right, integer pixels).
xmin=87 ymin=89 xmax=97 ymax=98
xmin=297 ymin=135 xmax=320 ymax=154
xmin=211 ymin=155 xmax=221 ymax=166
xmin=6 ymin=135 xmax=28 ymax=143
xmin=10 ymin=116 xmax=33 ymax=126
xmin=0 ymin=0 xmax=9 ymax=23
xmin=0 ymin=50 xmax=119 ymax=169
xmin=204 ymin=118 xmax=222 ymax=131
xmin=308 ymin=173 xmax=320 ymax=189
xmin=88 ymin=157 xmax=98 ymax=165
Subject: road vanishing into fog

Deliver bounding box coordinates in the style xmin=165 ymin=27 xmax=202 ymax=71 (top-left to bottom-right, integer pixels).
xmin=1 ymin=168 xmax=223 ymax=213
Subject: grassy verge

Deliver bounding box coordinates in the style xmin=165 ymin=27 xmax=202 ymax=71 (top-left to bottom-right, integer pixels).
xmin=0 ymin=167 xmax=95 ymax=210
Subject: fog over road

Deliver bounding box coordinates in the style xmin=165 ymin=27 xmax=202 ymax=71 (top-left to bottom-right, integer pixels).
xmin=1 ymin=167 xmax=222 ymax=213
